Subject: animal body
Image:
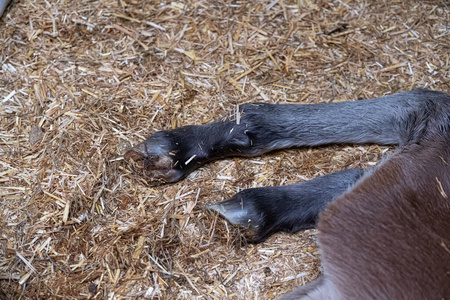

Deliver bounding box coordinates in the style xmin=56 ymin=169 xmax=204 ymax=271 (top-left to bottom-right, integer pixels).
xmin=125 ymin=89 xmax=450 ymax=299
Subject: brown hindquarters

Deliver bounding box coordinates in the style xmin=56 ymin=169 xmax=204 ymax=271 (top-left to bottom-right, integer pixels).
xmin=318 ymin=136 xmax=450 ymax=300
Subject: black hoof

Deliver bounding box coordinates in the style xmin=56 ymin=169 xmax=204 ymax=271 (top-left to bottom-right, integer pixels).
xmin=124 ymin=132 xmax=194 ymax=185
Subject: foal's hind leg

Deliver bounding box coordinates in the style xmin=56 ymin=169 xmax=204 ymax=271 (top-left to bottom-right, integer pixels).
xmin=125 ymin=90 xmax=443 ymax=185
xmin=208 ymin=168 xmax=365 ymax=242
xmin=278 ymin=276 xmax=342 ymax=300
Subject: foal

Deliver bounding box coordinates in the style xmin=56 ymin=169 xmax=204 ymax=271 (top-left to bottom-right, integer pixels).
xmin=125 ymin=89 xmax=450 ymax=299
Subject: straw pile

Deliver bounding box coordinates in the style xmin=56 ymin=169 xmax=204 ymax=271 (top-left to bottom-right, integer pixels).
xmin=0 ymin=0 xmax=448 ymax=299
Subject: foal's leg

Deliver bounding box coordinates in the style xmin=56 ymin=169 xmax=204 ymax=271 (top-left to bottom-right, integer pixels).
xmin=278 ymin=276 xmax=342 ymax=300
xmin=125 ymin=90 xmax=446 ymax=185
xmin=208 ymin=168 xmax=365 ymax=242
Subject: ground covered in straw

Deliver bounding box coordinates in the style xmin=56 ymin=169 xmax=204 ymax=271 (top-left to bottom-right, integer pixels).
xmin=0 ymin=0 xmax=449 ymax=299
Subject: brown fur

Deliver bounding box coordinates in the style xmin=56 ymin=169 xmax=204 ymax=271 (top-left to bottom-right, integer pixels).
xmin=284 ymin=134 xmax=450 ymax=299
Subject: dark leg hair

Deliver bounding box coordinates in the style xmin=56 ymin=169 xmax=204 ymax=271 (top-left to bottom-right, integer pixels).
xmin=125 ymin=90 xmax=449 ymax=185
xmin=208 ymin=168 xmax=365 ymax=242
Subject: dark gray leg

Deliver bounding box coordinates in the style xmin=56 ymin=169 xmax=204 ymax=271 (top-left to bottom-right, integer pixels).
xmin=0 ymin=0 xmax=10 ymax=17
xmin=277 ymin=276 xmax=325 ymax=300
xmin=277 ymin=276 xmax=340 ymax=300
xmin=125 ymin=90 xmax=449 ymax=185
xmin=208 ymin=168 xmax=365 ymax=242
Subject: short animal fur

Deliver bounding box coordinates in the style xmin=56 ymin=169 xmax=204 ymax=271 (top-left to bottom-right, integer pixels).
xmin=125 ymin=89 xmax=450 ymax=299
